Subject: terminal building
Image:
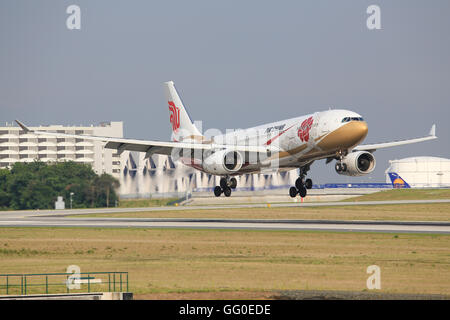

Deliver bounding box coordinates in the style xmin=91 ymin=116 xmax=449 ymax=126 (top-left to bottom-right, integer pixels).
xmin=0 ymin=122 xmax=124 ymax=178
xmin=385 ymin=156 xmax=450 ymax=188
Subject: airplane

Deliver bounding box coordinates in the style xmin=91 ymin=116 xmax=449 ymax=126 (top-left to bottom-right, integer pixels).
xmin=15 ymin=81 xmax=437 ymax=198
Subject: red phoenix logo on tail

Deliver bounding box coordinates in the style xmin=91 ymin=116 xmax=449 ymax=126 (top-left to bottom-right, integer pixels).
xmin=168 ymin=101 xmax=180 ymax=132
xmin=297 ymin=116 xmax=314 ymax=142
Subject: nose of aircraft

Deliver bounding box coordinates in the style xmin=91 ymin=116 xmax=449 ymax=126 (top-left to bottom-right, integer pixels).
xmin=355 ymin=121 xmax=368 ymax=139
xmin=316 ymin=119 xmax=369 ymax=150
xmin=344 ymin=121 xmax=369 ymax=147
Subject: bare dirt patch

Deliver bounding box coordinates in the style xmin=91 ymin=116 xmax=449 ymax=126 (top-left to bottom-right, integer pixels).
xmin=135 ymin=289 xmax=450 ymax=300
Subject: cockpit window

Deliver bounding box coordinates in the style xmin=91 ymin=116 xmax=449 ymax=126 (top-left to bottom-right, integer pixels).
xmin=342 ymin=117 xmax=364 ymax=123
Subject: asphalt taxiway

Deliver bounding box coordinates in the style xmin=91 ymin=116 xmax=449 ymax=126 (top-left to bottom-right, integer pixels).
xmin=0 ymin=199 xmax=449 ymax=234
xmin=0 ymin=217 xmax=449 ymax=234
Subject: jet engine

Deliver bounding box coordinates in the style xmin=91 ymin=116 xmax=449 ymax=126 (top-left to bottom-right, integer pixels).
xmin=203 ymin=150 xmax=243 ymax=175
xmin=335 ymin=151 xmax=376 ymax=176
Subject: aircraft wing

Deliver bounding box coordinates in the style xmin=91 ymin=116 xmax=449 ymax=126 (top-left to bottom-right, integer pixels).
xmin=354 ymin=124 xmax=437 ymax=152
xmin=15 ymin=120 xmax=278 ymax=158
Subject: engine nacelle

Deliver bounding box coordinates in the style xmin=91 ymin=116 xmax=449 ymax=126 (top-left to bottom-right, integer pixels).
xmin=336 ymin=151 xmax=376 ymax=176
xmin=202 ymin=150 xmax=243 ymax=175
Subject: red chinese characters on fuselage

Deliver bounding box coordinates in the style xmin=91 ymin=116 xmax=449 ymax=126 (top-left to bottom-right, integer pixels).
xmin=297 ymin=116 xmax=314 ymax=142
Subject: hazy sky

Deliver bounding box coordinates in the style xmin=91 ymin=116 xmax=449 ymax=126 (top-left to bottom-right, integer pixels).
xmin=1 ymin=0 xmax=449 ymax=183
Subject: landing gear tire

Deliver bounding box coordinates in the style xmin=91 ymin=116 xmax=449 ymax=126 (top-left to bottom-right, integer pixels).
xmin=305 ymin=178 xmax=313 ymax=190
xmin=220 ymin=178 xmax=228 ymax=189
xmin=298 ymin=186 xmax=307 ymax=198
xmin=223 ymin=187 xmax=232 ymax=197
xmin=214 ymin=186 xmax=222 ymax=197
xmin=230 ymin=178 xmax=237 ymax=189
xmin=295 ymin=177 xmax=304 ymax=190
xmin=289 ymin=187 xmax=298 ymax=198
xmin=335 ymin=162 xmax=347 ymax=173
xmin=215 ymin=177 xmax=235 ymax=197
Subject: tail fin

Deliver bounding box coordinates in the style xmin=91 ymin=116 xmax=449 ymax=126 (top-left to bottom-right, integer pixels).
xmin=164 ymin=81 xmax=203 ymax=142
xmin=388 ymin=172 xmax=411 ymax=188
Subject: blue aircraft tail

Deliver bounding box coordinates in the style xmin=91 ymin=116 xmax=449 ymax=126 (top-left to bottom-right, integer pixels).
xmin=387 ymin=172 xmax=411 ymax=188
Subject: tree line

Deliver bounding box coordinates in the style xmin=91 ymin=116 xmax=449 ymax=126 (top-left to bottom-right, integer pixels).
xmin=0 ymin=161 xmax=120 ymax=210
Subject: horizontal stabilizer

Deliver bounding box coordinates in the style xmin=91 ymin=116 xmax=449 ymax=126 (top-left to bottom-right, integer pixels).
xmin=15 ymin=120 xmax=30 ymax=133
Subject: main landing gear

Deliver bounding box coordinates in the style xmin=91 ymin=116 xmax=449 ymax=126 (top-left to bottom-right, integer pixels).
xmin=214 ymin=177 xmax=237 ymax=197
xmin=289 ymin=167 xmax=313 ymax=198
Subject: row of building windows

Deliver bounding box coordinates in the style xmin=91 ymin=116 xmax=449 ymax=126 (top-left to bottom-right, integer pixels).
xmin=0 ymin=131 xmax=93 ymax=136
xmin=0 ymin=154 xmax=98 ymax=160
xmin=0 ymin=139 xmax=94 ymax=144
xmin=2 ymin=146 xmax=95 ymax=151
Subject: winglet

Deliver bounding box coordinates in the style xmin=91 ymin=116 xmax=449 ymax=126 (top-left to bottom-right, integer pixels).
xmin=15 ymin=120 xmax=31 ymax=133
xmin=429 ymin=124 xmax=436 ymax=137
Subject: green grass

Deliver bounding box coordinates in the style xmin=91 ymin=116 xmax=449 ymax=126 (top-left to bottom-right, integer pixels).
xmin=68 ymin=203 xmax=450 ymax=222
xmin=347 ymin=189 xmax=450 ymax=202
xmin=0 ymin=227 xmax=449 ymax=297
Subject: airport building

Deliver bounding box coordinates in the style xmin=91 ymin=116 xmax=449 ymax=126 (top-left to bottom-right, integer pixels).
xmin=385 ymin=156 xmax=450 ymax=188
xmin=0 ymin=121 xmax=124 ymax=178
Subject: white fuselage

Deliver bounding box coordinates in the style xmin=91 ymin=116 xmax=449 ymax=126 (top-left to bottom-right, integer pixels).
xmin=182 ymin=109 xmax=369 ymax=175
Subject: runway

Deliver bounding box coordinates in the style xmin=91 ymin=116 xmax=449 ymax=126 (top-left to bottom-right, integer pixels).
xmin=1 ymin=199 xmax=449 ymax=218
xmin=0 ymin=199 xmax=449 ymax=234
xmin=0 ymin=218 xmax=449 ymax=234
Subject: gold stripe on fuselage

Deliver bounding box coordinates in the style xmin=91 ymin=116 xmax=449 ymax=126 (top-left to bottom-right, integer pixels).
xmin=274 ymin=121 xmax=368 ymax=162
xmin=317 ymin=121 xmax=368 ymax=151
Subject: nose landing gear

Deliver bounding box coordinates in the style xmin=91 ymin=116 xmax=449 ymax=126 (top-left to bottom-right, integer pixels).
xmin=335 ymin=162 xmax=347 ymax=173
xmin=335 ymin=150 xmax=348 ymax=173
xmin=214 ymin=177 xmax=237 ymax=197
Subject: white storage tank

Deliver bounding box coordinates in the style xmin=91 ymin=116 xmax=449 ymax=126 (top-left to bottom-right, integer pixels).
xmin=385 ymin=156 xmax=450 ymax=188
